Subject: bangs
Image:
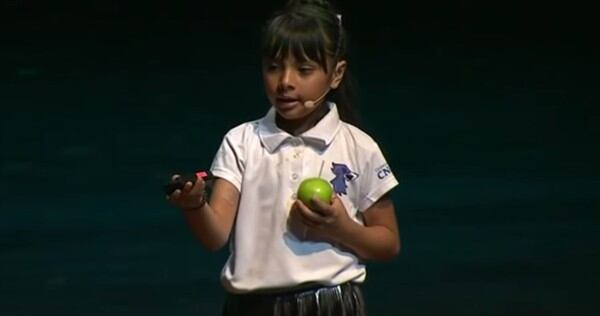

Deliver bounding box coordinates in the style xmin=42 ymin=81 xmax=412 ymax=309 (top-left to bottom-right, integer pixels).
xmin=262 ymin=15 xmax=333 ymax=70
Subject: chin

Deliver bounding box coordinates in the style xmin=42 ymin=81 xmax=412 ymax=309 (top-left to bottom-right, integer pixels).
xmin=275 ymin=109 xmax=308 ymax=121
xmin=274 ymin=103 xmax=309 ymax=120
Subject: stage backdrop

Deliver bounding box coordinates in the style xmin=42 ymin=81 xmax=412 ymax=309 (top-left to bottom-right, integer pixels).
xmin=1 ymin=1 xmax=598 ymax=315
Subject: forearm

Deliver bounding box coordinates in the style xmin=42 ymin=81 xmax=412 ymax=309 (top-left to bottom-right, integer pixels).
xmin=333 ymin=220 xmax=400 ymax=261
xmin=183 ymin=203 xmax=231 ymax=251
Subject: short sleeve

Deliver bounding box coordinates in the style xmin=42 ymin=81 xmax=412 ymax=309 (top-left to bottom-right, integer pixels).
xmin=210 ymin=131 xmax=245 ymax=191
xmin=358 ymin=142 xmax=399 ymax=212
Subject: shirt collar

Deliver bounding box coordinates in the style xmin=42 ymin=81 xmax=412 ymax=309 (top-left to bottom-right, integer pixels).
xmin=258 ymin=102 xmax=342 ymax=153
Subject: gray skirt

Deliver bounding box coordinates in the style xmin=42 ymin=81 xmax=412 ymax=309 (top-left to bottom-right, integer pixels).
xmin=222 ymin=282 xmax=366 ymax=316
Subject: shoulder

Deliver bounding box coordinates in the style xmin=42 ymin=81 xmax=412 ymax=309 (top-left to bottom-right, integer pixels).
xmin=222 ymin=119 xmax=262 ymax=142
xmin=338 ymin=122 xmax=381 ymax=153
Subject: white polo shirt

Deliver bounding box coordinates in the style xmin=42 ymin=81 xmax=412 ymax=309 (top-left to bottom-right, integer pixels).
xmin=210 ymin=102 xmax=398 ymax=293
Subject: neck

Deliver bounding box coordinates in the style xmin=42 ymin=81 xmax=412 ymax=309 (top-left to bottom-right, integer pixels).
xmin=276 ymin=104 xmax=330 ymax=136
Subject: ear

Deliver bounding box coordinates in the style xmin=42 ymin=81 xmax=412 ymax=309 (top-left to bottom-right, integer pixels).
xmin=330 ymin=60 xmax=347 ymax=89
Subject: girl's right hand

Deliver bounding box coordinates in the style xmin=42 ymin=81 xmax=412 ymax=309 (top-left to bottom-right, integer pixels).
xmin=165 ymin=174 xmax=207 ymax=210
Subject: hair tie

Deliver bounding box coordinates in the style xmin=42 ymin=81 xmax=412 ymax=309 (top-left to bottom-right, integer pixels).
xmin=334 ymin=14 xmax=343 ymax=58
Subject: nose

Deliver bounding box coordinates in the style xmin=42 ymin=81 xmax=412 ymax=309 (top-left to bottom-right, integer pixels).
xmin=278 ymin=69 xmax=295 ymax=92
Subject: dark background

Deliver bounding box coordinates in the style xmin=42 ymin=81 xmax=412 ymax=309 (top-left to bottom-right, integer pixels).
xmin=1 ymin=0 xmax=598 ymax=315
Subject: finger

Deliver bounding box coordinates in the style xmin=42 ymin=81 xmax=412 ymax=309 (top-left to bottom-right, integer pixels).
xmin=182 ymin=181 xmax=194 ymax=193
xmin=309 ymin=200 xmax=335 ymax=225
xmin=296 ymin=200 xmax=328 ymax=226
xmin=286 ymin=211 xmax=305 ymax=235
xmin=310 ymin=197 xmax=333 ymax=216
xmin=289 ymin=202 xmax=300 ymax=217
xmin=329 ymin=193 xmax=344 ymax=206
xmin=166 ymin=194 xmax=180 ymax=204
xmin=171 ymin=174 xmax=181 ymax=181
xmin=289 ymin=204 xmax=308 ymax=228
xmin=189 ymin=178 xmax=206 ymax=195
xmin=168 ymin=189 xmax=182 ymax=201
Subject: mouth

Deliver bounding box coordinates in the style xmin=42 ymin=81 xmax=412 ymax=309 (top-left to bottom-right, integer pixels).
xmin=275 ymin=96 xmax=301 ymax=109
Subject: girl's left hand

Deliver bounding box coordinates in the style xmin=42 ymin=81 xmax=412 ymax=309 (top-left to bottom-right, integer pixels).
xmin=288 ymin=194 xmax=351 ymax=243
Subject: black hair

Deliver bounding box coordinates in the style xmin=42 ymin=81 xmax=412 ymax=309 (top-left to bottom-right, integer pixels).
xmin=260 ymin=0 xmax=360 ymax=126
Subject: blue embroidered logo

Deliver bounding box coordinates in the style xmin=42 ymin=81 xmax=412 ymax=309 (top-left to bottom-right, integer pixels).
xmin=376 ymin=164 xmax=392 ymax=179
xmin=330 ymin=162 xmax=359 ymax=195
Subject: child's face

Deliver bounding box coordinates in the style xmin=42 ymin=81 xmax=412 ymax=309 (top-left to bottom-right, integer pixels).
xmin=262 ymin=54 xmax=339 ymax=120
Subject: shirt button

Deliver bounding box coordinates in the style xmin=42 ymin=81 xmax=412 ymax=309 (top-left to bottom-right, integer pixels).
xmin=291 ymin=173 xmax=299 ymax=181
xmin=292 ymin=193 xmax=297 ymax=199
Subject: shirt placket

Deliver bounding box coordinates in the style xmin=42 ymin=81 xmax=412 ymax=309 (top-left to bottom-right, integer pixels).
xmin=289 ymin=137 xmax=305 ymax=200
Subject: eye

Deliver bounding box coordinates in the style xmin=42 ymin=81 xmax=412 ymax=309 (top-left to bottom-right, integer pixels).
xmin=298 ymin=65 xmax=315 ymax=74
xmin=265 ymin=62 xmax=280 ymax=72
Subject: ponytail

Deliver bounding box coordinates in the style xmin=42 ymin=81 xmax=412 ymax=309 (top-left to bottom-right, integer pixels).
xmin=332 ymin=62 xmax=361 ymax=126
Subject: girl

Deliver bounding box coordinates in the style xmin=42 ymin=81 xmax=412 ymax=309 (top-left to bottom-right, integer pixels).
xmin=167 ymin=0 xmax=400 ymax=314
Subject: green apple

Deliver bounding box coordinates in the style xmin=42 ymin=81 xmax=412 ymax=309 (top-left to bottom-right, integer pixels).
xmin=297 ymin=177 xmax=333 ymax=206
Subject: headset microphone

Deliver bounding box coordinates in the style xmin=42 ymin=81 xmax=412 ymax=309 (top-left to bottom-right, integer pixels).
xmin=303 ymin=87 xmax=330 ymax=109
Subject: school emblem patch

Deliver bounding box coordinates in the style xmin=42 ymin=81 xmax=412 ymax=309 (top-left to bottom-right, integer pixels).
xmin=330 ymin=162 xmax=359 ymax=195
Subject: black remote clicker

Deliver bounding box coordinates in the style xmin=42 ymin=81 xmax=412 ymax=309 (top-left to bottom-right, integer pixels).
xmin=164 ymin=170 xmax=214 ymax=195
